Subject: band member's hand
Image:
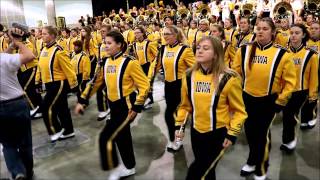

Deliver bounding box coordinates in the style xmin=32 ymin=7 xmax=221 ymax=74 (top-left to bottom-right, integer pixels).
xmin=223 ymin=138 xmax=232 ymax=148
xmin=175 ymin=130 xmax=185 ymax=140
xmin=74 ymin=103 xmax=85 ymax=115
xmin=128 ymin=110 xmax=137 ymax=121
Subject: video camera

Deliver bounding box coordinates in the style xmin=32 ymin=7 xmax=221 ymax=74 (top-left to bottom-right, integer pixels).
xmin=11 ymin=22 xmax=30 ymax=39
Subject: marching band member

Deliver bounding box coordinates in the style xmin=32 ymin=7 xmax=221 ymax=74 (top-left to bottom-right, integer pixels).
xmin=151 ymin=25 xmax=195 ymax=151
xmin=224 ymin=18 xmax=237 ymax=43
xmin=186 ymin=20 xmax=198 ymax=47
xmin=175 ymin=36 xmax=247 ymax=180
xmin=17 ymin=36 xmax=42 ymax=118
xmin=194 ymin=19 xmax=211 ymax=49
xmin=74 ymin=30 xmax=150 ymax=180
xmin=71 ymin=40 xmax=91 ymax=93
xmin=80 ymin=26 xmax=97 ymax=78
xmin=301 ymin=21 xmax=320 ymax=129
xmin=132 ymin=26 xmax=158 ymax=109
xmin=233 ymin=18 xmax=296 ymax=180
xmin=36 ymin=26 xmax=78 ymax=142
xmin=280 ymin=23 xmax=318 ymax=152
xmin=210 ymin=24 xmax=235 ymax=68
xmin=231 ymin=17 xmax=256 ymax=53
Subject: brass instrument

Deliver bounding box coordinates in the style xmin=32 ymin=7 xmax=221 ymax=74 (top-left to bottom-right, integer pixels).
xmin=146 ymin=10 xmax=156 ymax=23
xmin=305 ymin=0 xmax=320 ymax=16
xmin=197 ymin=4 xmax=211 ymax=20
xmin=113 ymin=14 xmax=122 ymax=24
xmin=125 ymin=16 xmax=135 ymax=25
xmin=241 ymin=3 xmax=254 ymax=17
xmin=273 ymin=2 xmax=293 ymax=20
xmin=177 ymin=8 xmax=190 ymax=20
xmin=136 ymin=15 xmax=146 ymax=24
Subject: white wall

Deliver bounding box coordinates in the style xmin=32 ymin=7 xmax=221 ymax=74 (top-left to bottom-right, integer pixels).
xmin=55 ymin=0 xmax=93 ymax=26
xmin=0 ymin=0 xmax=93 ymax=27
xmin=24 ymin=0 xmax=47 ymax=27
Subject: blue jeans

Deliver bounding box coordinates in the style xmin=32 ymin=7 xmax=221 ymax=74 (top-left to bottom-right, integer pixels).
xmin=0 ymin=96 xmax=34 ymax=179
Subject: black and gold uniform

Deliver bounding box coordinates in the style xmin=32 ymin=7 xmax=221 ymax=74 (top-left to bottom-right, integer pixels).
xmin=83 ymin=38 xmax=98 ymax=78
xmin=123 ymin=29 xmax=135 ymax=45
xmin=78 ymin=51 xmax=150 ymax=170
xmin=186 ymin=27 xmax=197 ymax=47
xmin=300 ymin=38 xmax=320 ymax=129
xmin=152 ymin=41 xmax=195 ymax=143
xmin=232 ymin=31 xmax=256 ymax=52
xmin=223 ymin=41 xmax=235 ymax=68
xmin=36 ymin=41 xmax=78 ymax=137
xmin=57 ymin=37 xmax=68 ymax=52
xmin=233 ymin=41 xmax=296 ymax=177
xmin=224 ymin=28 xmax=237 ymax=43
xmin=132 ymin=39 xmax=158 ymax=106
xmin=94 ymin=40 xmax=109 ymax=115
xmin=71 ymin=51 xmax=91 ymax=92
xmin=35 ymin=38 xmax=44 ymax=58
xmin=17 ymin=40 xmax=42 ymax=111
xmin=282 ymin=44 xmax=318 ymax=145
xmin=176 ymin=69 xmax=247 ymax=180
xmin=67 ymin=36 xmax=80 ymax=54
xmin=274 ymin=30 xmax=290 ymax=47
xmin=194 ymin=30 xmax=211 ymax=45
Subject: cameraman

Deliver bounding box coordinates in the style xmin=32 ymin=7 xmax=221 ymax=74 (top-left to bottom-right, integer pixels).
xmin=0 ymin=27 xmax=35 ymax=180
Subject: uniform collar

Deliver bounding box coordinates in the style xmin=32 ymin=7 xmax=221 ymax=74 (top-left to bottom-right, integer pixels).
xmin=111 ymin=51 xmax=123 ymax=60
xmin=168 ymin=41 xmax=179 ymax=48
xmin=290 ymin=43 xmax=304 ymax=53
xmin=199 ymin=65 xmax=212 ymax=75
xmin=46 ymin=41 xmax=56 ymax=48
xmin=310 ymin=37 xmax=319 ymax=42
xmin=255 ymin=41 xmax=273 ymax=50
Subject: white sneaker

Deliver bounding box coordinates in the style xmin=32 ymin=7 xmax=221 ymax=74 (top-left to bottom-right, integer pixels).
xmin=144 ymin=103 xmax=153 ymax=110
xmin=281 ymin=138 xmax=297 ymax=150
xmin=33 ymin=112 xmax=42 ymax=118
xmin=97 ymin=110 xmax=110 ymax=121
xmin=166 ymin=141 xmax=174 ymax=149
xmin=253 ymin=174 xmax=267 ymax=180
xmin=108 ymin=165 xmax=135 ymax=180
xmin=308 ymin=119 xmax=317 ymax=127
xmin=300 ymin=123 xmax=309 ymax=130
xmin=30 ymin=106 xmax=39 ymax=117
xmin=240 ymin=164 xmax=256 ymax=176
xmin=50 ymin=129 xmax=64 ymax=142
xmin=59 ymin=132 xmax=75 ymax=140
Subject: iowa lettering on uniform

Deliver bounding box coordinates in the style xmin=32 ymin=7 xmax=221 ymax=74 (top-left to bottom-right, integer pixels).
xmin=165 ymin=52 xmax=175 ymax=58
xmin=41 ymin=51 xmax=48 ymax=57
xmin=293 ymin=58 xmax=301 ymax=65
xmin=137 ymin=46 xmax=144 ymax=50
xmin=252 ymin=56 xmax=268 ymax=64
xmin=195 ymin=82 xmax=211 ymax=93
xmin=106 ymin=65 xmax=116 ymax=73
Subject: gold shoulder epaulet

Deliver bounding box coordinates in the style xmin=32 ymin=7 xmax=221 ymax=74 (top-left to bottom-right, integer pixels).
xmin=273 ymin=44 xmax=289 ymax=52
xmin=305 ymin=47 xmax=318 ymax=54
xmin=123 ymin=54 xmax=136 ymax=60
xmin=55 ymin=44 xmax=64 ymax=51
xmin=240 ymin=42 xmax=253 ymax=47
xmin=81 ymin=51 xmax=87 ymax=56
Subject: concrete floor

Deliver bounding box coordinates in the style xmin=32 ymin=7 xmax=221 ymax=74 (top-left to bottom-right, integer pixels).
xmin=1 ymin=78 xmax=319 ymax=180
